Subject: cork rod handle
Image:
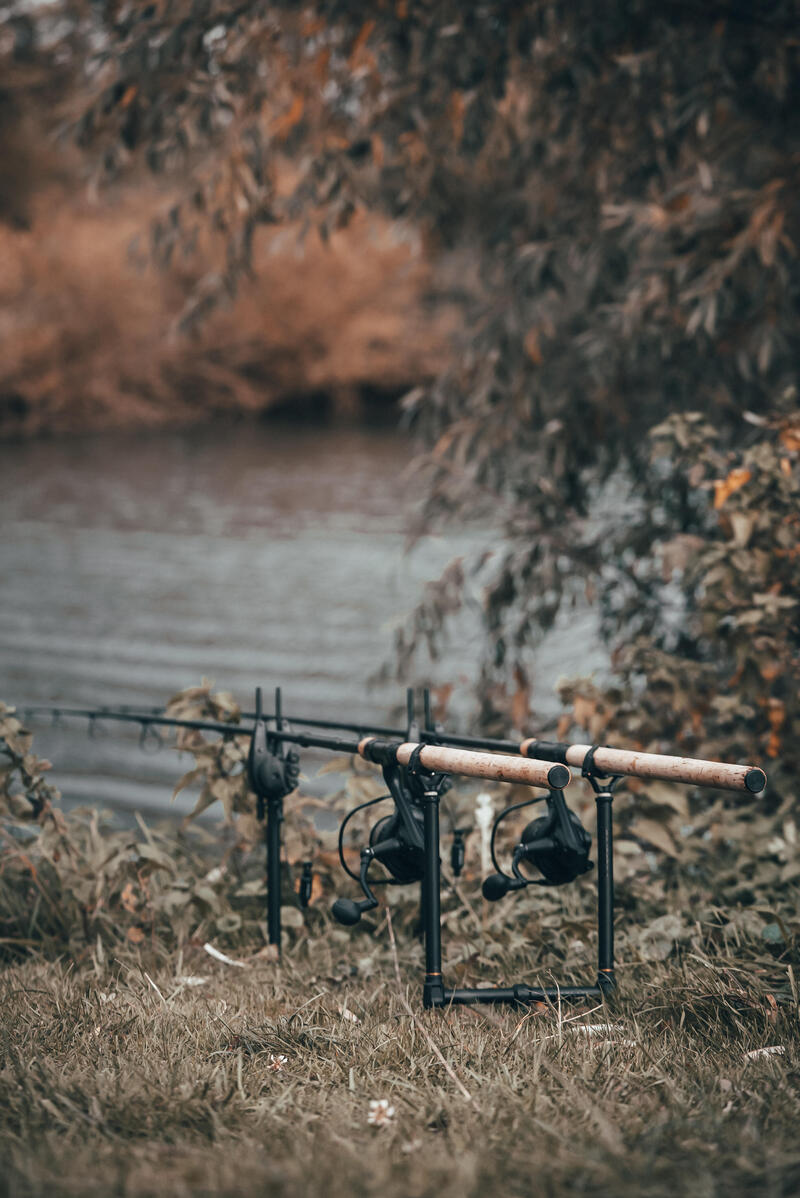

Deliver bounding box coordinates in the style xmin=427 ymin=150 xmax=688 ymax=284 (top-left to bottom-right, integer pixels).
xmin=358 ymin=738 xmax=571 ymax=790
xmin=519 ymin=740 xmax=766 ymax=793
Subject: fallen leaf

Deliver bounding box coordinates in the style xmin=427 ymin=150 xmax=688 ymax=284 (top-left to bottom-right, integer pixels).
xmin=120 ymin=881 xmax=139 ymax=913
xmin=632 ymin=817 xmax=679 ymax=857
xmin=713 ymin=468 xmax=752 ymax=509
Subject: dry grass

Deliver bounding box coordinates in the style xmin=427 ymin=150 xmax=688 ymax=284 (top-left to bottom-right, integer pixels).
xmin=2 ymin=921 xmax=799 ymax=1198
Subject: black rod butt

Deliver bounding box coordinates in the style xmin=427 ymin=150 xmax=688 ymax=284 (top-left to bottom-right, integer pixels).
xmin=746 ymin=767 xmax=767 ymax=794
xmin=547 ymin=763 xmax=571 ymax=790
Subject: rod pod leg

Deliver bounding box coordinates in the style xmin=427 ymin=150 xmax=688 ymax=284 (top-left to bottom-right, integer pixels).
xmin=595 ymin=790 xmax=615 ymax=993
xmin=267 ymin=795 xmax=282 ymax=953
xmin=421 ymin=790 xmax=445 ymax=1008
xmin=266 ymin=795 xmax=283 ymax=953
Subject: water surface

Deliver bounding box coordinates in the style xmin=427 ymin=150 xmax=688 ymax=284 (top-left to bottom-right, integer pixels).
xmin=0 ymin=421 xmax=604 ymax=816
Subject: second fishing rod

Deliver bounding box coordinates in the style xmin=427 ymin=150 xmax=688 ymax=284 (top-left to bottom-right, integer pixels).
xmin=25 ymin=688 xmax=767 ymax=795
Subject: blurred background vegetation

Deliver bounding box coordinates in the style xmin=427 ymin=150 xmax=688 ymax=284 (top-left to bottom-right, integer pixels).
xmin=1 ymin=1 xmax=798 ymax=821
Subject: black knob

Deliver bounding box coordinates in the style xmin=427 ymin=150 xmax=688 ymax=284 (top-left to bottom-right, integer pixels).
xmin=299 ymin=862 xmax=313 ymax=909
xmin=482 ymin=873 xmax=511 ymax=902
xmin=332 ymin=898 xmax=364 ymax=926
xmin=450 ymin=830 xmax=467 ymax=877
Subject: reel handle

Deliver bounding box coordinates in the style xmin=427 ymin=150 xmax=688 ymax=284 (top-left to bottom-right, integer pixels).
xmin=482 ymin=873 xmax=526 ymax=901
xmin=332 ymin=896 xmax=377 ymax=926
xmin=331 ymin=837 xmax=403 ymax=925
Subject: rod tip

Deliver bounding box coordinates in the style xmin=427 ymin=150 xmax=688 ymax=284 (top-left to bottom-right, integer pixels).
xmin=547 ymin=763 xmax=571 ymax=790
xmin=745 ymin=767 xmax=767 ymax=794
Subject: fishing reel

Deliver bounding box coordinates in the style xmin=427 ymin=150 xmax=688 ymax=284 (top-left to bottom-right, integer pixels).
xmin=482 ymin=788 xmax=593 ymax=901
xmin=332 ymin=750 xmax=451 ymax=926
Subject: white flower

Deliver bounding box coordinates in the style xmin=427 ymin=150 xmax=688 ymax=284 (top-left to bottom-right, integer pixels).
xmin=367 ymin=1099 xmax=395 ymax=1128
xmin=267 ymin=1054 xmax=288 ymax=1073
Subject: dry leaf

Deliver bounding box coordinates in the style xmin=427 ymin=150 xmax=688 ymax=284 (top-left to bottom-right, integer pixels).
xmin=632 ymin=818 xmax=679 ymax=858
xmin=713 ymin=468 xmax=752 ymax=509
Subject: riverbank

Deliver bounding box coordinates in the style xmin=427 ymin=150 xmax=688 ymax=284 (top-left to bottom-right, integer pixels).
xmin=0 ymin=185 xmax=454 ymax=440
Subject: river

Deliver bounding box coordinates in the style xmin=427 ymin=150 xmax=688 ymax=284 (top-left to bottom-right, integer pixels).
xmin=0 ymin=420 xmax=605 ymax=819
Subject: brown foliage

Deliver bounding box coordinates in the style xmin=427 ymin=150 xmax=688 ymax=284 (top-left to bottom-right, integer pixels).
xmin=557 ymin=402 xmax=800 ymax=809
xmin=0 ymin=184 xmax=452 ymax=437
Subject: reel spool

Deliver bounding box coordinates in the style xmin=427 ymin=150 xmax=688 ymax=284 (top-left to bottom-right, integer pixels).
xmin=482 ymin=788 xmax=592 ymax=900
xmin=331 ymin=751 xmax=450 ymax=927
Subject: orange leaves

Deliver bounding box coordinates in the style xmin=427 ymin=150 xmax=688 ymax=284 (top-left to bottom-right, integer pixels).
xmin=766 ymin=698 xmax=785 ymax=758
xmin=430 ymin=683 xmax=453 ymax=720
xmin=349 ymin=19 xmax=375 ymax=66
xmin=301 ymin=14 xmax=326 ymax=37
xmin=667 ymin=192 xmax=691 ymax=214
xmin=314 ymin=47 xmax=331 ymax=82
xmin=448 ymin=91 xmax=466 ymax=144
xmin=398 ymin=131 xmax=427 ymax=167
xmin=779 ymin=424 xmax=800 ymax=453
xmin=713 ymin=467 xmax=751 ymax=509
xmin=510 ymin=668 xmax=530 ymax=730
xmin=523 ymin=327 xmax=543 ymax=365
xmin=568 ymin=693 xmax=609 ymax=740
xmin=272 ymin=96 xmax=304 ymax=141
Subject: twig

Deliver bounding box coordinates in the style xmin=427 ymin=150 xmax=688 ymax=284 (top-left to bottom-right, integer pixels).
xmin=384 ymin=907 xmax=473 ymax=1103
xmin=440 ymin=866 xmax=483 ymax=932
xmin=385 ymin=906 xmax=403 ymax=992
xmin=398 ymin=991 xmax=474 ymax=1104
xmin=144 ymin=972 xmax=167 ymax=1008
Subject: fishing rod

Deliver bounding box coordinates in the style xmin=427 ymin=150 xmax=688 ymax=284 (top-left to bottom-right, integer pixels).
xmin=18 ymin=700 xmax=568 ymax=787
xmin=17 ymin=686 xmax=768 ymax=1009
xmin=20 ymin=692 xmax=767 ymax=793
